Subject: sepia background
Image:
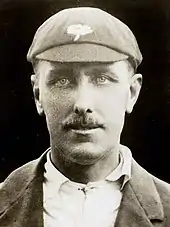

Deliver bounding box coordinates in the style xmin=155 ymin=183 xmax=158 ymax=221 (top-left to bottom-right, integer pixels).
xmin=0 ymin=0 xmax=170 ymax=182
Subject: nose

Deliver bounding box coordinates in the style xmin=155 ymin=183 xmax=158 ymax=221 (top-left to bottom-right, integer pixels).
xmin=74 ymin=106 xmax=93 ymax=115
xmin=73 ymin=78 xmax=94 ymax=115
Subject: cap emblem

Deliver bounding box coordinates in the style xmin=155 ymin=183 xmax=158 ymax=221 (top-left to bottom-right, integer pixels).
xmin=66 ymin=24 xmax=93 ymax=41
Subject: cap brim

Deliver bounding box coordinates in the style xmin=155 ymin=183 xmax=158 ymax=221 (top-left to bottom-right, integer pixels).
xmin=34 ymin=43 xmax=128 ymax=62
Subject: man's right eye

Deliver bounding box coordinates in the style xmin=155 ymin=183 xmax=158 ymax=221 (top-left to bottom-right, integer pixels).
xmin=55 ymin=78 xmax=70 ymax=86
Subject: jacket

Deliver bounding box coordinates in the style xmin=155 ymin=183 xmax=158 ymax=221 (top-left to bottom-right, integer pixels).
xmin=0 ymin=152 xmax=170 ymax=227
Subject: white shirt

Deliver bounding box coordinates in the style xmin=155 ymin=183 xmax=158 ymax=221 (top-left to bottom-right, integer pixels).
xmin=43 ymin=144 xmax=132 ymax=227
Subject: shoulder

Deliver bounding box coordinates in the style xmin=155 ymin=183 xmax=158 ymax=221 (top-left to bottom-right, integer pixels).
xmin=0 ymin=160 xmax=38 ymax=209
xmin=132 ymin=159 xmax=170 ymax=194
xmin=2 ymin=150 xmax=48 ymax=184
xmin=142 ymin=167 xmax=170 ymax=214
xmin=0 ymin=159 xmax=38 ymax=189
xmin=0 ymin=155 xmax=46 ymax=211
xmin=151 ymin=175 xmax=170 ymax=220
xmin=0 ymin=152 xmax=47 ymax=192
xmin=0 ymin=152 xmax=47 ymax=214
xmin=132 ymin=159 xmax=170 ymax=206
xmin=152 ymin=175 xmax=170 ymax=199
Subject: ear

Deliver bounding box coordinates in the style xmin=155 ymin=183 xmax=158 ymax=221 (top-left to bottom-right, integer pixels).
xmin=126 ymin=73 xmax=142 ymax=114
xmin=31 ymin=74 xmax=44 ymax=116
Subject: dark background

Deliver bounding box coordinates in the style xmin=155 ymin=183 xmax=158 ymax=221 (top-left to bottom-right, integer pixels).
xmin=0 ymin=0 xmax=170 ymax=182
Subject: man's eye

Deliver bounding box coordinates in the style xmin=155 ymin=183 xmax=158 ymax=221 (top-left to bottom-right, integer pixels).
xmin=55 ymin=78 xmax=70 ymax=86
xmin=96 ymin=76 xmax=109 ymax=84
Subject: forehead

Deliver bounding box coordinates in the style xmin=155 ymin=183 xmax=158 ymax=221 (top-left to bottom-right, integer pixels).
xmin=36 ymin=60 xmax=131 ymax=77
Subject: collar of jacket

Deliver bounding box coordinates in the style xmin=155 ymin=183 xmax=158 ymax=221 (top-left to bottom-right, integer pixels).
xmin=0 ymin=150 xmax=164 ymax=227
xmin=115 ymin=159 xmax=164 ymax=227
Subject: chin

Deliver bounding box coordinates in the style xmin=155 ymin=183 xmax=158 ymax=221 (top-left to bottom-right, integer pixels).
xmin=63 ymin=142 xmax=107 ymax=165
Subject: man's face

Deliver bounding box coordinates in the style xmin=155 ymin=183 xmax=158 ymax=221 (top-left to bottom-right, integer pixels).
xmin=33 ymin=60 xmax=141 ymax=165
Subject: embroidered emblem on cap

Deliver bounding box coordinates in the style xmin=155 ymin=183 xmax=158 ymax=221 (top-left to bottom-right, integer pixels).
xmin=66 ymin=24 xmax=93 ymax=41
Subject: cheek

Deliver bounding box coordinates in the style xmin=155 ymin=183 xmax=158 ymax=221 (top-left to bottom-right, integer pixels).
xmin=96 ymin=85 xmax=129 ymax=123
xmin=41 ymin=89 xmax=74 ymax=122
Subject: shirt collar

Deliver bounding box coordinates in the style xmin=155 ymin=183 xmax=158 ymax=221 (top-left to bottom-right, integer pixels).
xmin=44 ymin=144 xmax=132 ymax=191
xmin=44 ymin=151 xmax=70 ymax=191
xmin=106 ymin=144 xmax=132 ymax=190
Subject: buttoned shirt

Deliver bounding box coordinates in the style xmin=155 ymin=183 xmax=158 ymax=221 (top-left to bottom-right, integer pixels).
xmin=43 ymin=144 xmax=132 ymax=227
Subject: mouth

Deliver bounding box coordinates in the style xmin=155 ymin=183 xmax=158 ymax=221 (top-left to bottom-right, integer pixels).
xmin=70 ymin=128 xmax=99 ymax=135
xmin=70 ymin=124 xmax=100 ymax=130
xmin=62 ymin=117 xmax=105 ymax=135
xmin=66 ymin=123 xmax=102 ymax=135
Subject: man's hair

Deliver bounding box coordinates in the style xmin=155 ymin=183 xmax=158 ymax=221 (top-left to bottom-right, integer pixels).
xmin=32 ymin=59 xmax=40 ymax=74
xmin=126 ymin=58 xmax=136 ymax=76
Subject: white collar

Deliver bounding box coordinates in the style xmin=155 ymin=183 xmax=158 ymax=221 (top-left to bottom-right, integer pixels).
xmin=44 ymin=144 xmax=132 ymax=191
xmin=106 ymin=144 xmax=132 ymax=189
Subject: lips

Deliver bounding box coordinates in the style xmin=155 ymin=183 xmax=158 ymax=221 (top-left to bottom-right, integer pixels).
xmin=71 ymin=128 xmax=99 ymax=136
xmin=70 ymin=124 xmax=100 ymax=130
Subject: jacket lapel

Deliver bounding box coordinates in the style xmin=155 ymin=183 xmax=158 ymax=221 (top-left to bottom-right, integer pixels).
xmin=115 ymin=160 xmax=164 ymax=227
xmin=0 ymin=152 xmax=47 ymax=227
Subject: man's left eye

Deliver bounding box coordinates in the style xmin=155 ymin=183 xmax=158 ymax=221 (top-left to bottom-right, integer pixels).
xmin=96 ymin=76 xmax=109 ymax=84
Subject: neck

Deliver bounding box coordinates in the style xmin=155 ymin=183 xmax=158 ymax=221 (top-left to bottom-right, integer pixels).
xmin=50 ymin=146 xmax=120 ymax=184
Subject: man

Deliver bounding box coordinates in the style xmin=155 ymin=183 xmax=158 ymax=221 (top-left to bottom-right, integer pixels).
xmin=0 ymin=7 xmax=170 ymax=227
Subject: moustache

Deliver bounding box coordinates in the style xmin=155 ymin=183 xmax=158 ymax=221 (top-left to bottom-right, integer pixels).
xmin=62 ymin=114 xmax=106 ymax=130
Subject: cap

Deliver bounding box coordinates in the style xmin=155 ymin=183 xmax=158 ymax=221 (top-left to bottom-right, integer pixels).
xmin=27 ymin=7 xmax=143 ymax=69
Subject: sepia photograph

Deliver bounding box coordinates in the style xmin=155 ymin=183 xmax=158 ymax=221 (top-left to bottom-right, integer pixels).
xmin=0 ymin=0 xmax=170 ymax=226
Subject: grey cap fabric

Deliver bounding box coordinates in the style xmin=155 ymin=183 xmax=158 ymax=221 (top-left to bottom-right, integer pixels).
xmin=27 ymin=7 xmax=143 ymax=68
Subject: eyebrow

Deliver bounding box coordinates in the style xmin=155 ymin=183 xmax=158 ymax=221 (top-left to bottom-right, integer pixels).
xmin=90 ymin=67 xmax=119 ymax=80
xmin=48 ymin=67 xmax=73 ymax=76
xmin=47 ymin=63 xmax=120 ymax=80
